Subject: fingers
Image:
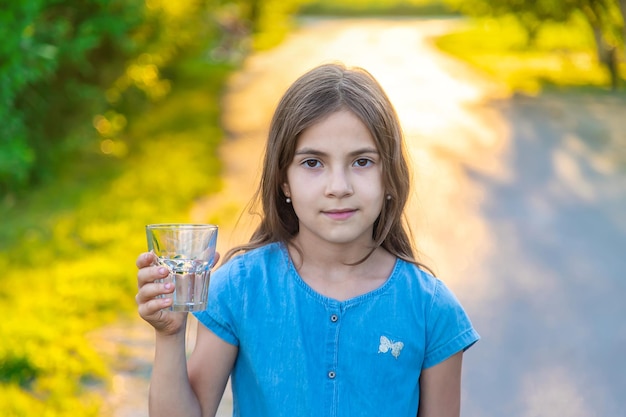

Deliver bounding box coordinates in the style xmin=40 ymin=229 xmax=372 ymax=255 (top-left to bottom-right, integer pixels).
xmin=136 ymin=252 xmax=172 ymax=315
xmin=137 ymin=293 xmax=173 ymax=319
xmin=136 ymin=280 xmax=175 ymax=324
xmin=136 ymin=280 xmax=174 ymax=304
xmin=137 ymin=264 xmax=169 ymax=288
xmin=135 ymin=251 xmax=187 ymax=334
xmin=136 ymin=251 xmax=157 ymax=269
xmin=136 ymin=281 xmax=186 ymax=335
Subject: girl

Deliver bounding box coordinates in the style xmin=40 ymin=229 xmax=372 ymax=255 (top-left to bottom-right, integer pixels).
xmin=136 ymin=63 xmax=479 ymax=417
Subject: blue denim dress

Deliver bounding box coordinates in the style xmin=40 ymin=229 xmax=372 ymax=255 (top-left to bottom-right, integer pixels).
xmin=194 ymin=242 xmax=479 ymax=416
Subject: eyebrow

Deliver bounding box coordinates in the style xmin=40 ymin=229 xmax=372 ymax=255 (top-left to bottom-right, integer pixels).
xmin=294 ymin=147 xmax=379 ymax=157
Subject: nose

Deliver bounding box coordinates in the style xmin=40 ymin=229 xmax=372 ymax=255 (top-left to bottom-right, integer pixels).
xmin=325 ymin=167 xmax=353 ymax=198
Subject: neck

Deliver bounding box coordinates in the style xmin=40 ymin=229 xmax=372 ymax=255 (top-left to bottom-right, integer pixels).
xmin=287 ymin=238 xmax=396 ymax=301
xmin=289 ymin=234 xmax=375 ymax=269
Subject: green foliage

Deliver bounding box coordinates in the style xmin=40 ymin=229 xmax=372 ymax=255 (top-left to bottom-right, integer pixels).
xmin=435 ymin=14 xmax=622 ymax=94
xmin=0 ymin=356 xmax=39 ymax=387
xmin=0 ymin=0 xmax=146 ymax=192
xmin=0 ymin=0 xmax=242 ymax=415
xmin=0 ymin=0 xmax=242 ymax=194
xmin=235 ymin=0 xmax=308 ymax=50
xmin=299 ymin=0 xmax=454 ymax=16
xmin=442 ymin=0 xmax=625 ymax=89
xmin=0 ymin=55 xmax=231 ymax=416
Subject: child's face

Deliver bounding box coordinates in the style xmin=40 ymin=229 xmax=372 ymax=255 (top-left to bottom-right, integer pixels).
xmin=283 ymin=109 xmax=385 ymax=248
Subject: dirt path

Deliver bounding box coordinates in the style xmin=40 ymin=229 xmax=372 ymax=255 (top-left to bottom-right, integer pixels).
xmin=100 ymin=17 xmax=626 ymax=417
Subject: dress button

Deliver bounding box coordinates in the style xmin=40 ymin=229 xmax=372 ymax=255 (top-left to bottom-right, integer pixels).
xmin=328 ymin=371 xmax=336 ymax=379
xmin=330 ymin=314 xmax=339 ymax=322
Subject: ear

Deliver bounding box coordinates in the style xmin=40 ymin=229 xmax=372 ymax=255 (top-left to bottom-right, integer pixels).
xmin=282 ymin=182 xmax=291 ymax=197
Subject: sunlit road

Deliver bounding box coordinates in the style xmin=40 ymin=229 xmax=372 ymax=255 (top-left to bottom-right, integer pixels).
xmin=109 ymin=17 xmax=626 ymax=416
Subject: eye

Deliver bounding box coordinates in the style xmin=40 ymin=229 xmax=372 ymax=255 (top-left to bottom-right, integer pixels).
xmin=302 ymin=159 xmax=321 ymax=168
xmin=353 ymin=158 xmax=373 ymax=167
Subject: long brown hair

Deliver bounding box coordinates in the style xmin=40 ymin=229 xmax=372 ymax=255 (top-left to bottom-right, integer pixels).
xmin=224 ymin=63 xmax=429 ymax=271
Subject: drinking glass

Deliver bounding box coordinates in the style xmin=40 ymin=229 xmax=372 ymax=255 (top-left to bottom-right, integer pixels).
xmin=146 ymin=224 xmax=218 ymax=312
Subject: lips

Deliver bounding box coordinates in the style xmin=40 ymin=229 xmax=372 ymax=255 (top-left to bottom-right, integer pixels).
xmin=323 ymin=209 xmax=356 ymax=221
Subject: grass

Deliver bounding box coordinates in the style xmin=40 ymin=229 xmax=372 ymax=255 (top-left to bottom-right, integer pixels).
xmin=299 ymin=0 xmax=456 ymax=16
xmin=0 ymin=55 xmax=232 ymax=416
xmin=434 ymin=14 xmax=625 ymax=95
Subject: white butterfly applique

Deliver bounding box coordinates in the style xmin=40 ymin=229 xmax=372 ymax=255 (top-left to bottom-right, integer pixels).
xmin=378 ymin=335 xmax=404 ymax=359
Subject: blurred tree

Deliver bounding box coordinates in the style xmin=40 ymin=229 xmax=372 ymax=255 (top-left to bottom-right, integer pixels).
xmin=0 ymin=0 xmax=250 ymax=196
xmin=0 ymin=0 xmax=149 ymax=193
xmin=621 ymin=0 xmax=626 ymax=40
xmin=578 ymin=0 xmax=625 ymax=89
xmin=232 ymin=0 xmax=309 ymax=49
xmin=445 ymin=0 xmax=625 ymax=89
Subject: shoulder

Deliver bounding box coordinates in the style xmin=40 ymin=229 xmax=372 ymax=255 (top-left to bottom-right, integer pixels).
xmin=218 ymin=241 xmax=283 ymax=269
xmin=392 ymin=260 xmax=468 ymax=314
xmin=212 ymin=242 xmax=287 ymax=284
xmin=394 ymin=260 xmax=441 ymax=296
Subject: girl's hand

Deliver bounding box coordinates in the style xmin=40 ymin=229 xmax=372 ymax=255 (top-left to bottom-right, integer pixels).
xmin=135 ymin=251 xmax=186 ymax=336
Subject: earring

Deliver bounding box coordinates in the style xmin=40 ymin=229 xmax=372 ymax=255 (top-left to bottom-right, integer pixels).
xmin=386 ymin=194 xmax=392 ymax=201
xmin=286 ymin=197 xmax=291 ymax=203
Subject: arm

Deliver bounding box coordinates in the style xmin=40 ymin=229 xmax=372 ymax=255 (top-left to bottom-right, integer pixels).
xmin=417 ymin=351 xmax=464 ymax=417
xmin=136 ymin=252 xmax=237 ymax=417
xmin=149 ymin=322 xmax=202 ymax=417
xmin=149 ymin=323 xmax=238 ymax=417
xmin=188 ymin=323 xmax=238 ymax=416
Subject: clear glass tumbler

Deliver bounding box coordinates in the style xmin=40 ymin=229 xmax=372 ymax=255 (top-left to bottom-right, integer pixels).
xmin=146 ymin=223 xmax=218 ymax=312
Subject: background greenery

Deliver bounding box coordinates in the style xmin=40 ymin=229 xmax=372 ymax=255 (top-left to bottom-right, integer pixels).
xmin=0 ymin=0 xmax=623 ymax=415
xmin=0 ymin=0 xmax=297 ymax=415
xmin=440 ymin=0 xmax=626 ymax=92
xmin=299 ymin=0 xmax=454 ymax=16
xmin=436 ymin=12 xmax=623 ymax=95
